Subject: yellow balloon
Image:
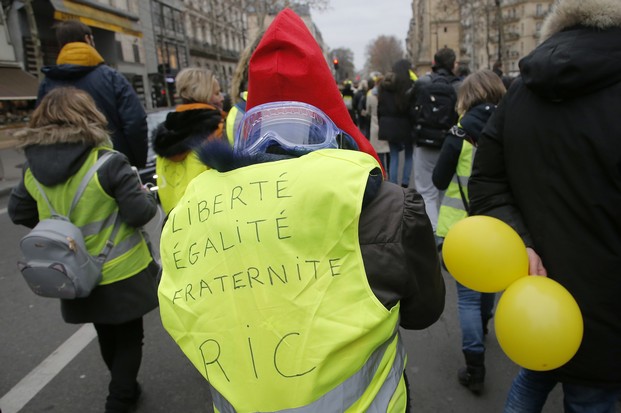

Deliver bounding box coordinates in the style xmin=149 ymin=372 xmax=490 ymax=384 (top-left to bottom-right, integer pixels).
xmin=442 ymin=215 xmax=528 ymax=292
xmin=495 ymin=276 xmax=583 ymax=371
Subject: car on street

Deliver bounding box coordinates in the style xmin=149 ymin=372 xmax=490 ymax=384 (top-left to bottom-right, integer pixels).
xmin=138 ymin=108 xmax=173 ymax=185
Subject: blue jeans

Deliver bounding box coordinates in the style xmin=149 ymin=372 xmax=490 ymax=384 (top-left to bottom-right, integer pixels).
xmin=456 ymin=281 xmax=496 ymax=353
xmin=388 ymin=142 xmax=413 ymax=186
xmin=504 ymin=368 xmax=620 ymax=413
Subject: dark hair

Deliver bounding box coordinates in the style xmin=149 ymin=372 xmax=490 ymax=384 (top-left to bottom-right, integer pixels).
xmin=391 ymin=59 xmax=413 ymax=112
xmin=433 ymin=47 xmax=456 ymax=72
xmin=457 ymin=62 xmax=471 ymax=78
xmin=367 ymin=78 xmax=375 ymax=90
xmin=54 ymin=20 xmax=92 ymax=48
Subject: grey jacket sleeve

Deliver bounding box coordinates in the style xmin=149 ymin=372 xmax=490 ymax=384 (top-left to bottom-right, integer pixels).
xmin=359 ymin=182 xmax=445 ymax=330
xmin=8 ymin=165 xmax=39 ymax=228
xmin=98 ymin=151 xmax=157 ymax=228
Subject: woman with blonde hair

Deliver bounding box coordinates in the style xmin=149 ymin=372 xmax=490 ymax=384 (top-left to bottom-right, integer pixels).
xmin=9 ymin=87 xmax=159 ymax=413
xmin=432 ymin=69 xmax=506 ymax=395
xmin=152 ymin=67 xmax=226 ymax=215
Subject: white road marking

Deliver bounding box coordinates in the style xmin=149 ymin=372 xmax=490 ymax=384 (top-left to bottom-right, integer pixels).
xmin=0 ymin=324 xmax=97 ymax=413
xmin=0 ymin=207 xmax=7 ymax=215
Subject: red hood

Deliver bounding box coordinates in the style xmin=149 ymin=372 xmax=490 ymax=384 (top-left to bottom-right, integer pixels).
xmin=246 ymin=8 xmax=383 ymax=172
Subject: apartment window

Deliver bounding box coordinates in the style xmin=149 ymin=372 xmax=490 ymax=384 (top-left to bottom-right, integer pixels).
xmin=153 ymin=5 xmax=162 ymax=27
xmin=536 ymin=4 xmax=543 ymax=16
xmin=444 ymin=27 xmax=447 ymax=33
xmin=163 ymin=7 xmax=173 ymax=30
xmin=133 ymin=43 xmax=140 ymax=62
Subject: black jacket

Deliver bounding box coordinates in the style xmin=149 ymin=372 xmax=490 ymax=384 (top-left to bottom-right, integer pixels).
xmin=469 ymin=20 xmax=621 ymax=386
xmin=153 ymin=107 xmax=223 ymax=158
xmin=377 ymin=72 xmax=413 ymax=144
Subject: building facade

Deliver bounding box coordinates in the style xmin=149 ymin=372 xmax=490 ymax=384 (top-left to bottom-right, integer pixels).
xmin=407 ymin=0 xmax=554 ymax=77
xmin=3 ymin=0 xmax=328 ymax=111
xmin=183 ymin=0 xmax=246 ymax=99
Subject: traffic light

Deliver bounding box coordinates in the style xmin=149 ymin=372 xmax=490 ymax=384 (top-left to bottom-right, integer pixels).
xmin=333 ymin=58 xmax=339 ymax=70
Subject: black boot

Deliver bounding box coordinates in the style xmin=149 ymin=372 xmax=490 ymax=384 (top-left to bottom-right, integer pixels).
xmin=458 ymin=351 xmax=486 ymax=395
xmin=482 ymin=315 xmax=491 ymax=336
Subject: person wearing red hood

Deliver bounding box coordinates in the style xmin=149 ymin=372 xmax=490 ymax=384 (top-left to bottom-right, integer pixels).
xmin=157 ymin=9 xmax=444 ymax=413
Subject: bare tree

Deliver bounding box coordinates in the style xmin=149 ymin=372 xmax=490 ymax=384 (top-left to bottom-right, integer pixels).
xmin=364 ymin=35 xmax=404 ymax=74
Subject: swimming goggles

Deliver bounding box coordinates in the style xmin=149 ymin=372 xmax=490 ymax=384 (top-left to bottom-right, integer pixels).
xmin=235 ymin=101 xmax=351 ymax=156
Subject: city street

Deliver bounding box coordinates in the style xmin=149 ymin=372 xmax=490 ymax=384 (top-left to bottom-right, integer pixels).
xmin=0 ymin=147 xmax=566 ymax=413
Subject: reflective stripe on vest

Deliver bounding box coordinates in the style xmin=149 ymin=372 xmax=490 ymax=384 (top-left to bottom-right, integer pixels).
xmin=436 ymin=140 xmax=473 ymax=237
xmin=158 ymin=149 xmax=404 ymax=412
xmin=24 ymin=148 xmax=152 ymax=284
xmin=209 ymin=331 xmax=406 ymax=413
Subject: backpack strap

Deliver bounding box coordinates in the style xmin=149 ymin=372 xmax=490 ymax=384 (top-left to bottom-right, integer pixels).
xmin=68 ymin=151 xmax=122 ymax=262
xmin=31 ymin=179 xmax=61 ymax=218
xmin=68 ymin=151 xmax=115 ymax=216
xmin=96 ymin=210 xmax=122 ymax=262
xmin=32 ymin=150 xmax=121 ymax=262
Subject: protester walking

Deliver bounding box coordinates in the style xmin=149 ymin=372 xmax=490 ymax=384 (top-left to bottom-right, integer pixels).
xmin=432 ymin=69 xmax=506 ymax=395
xmin=37 ymin=20 xmax=148 ymax=168
xmin=378 ymin=59 xmax=415 ymax=187
xmin=412 ymin=47 xmax=461 ymax=239
xmin=158 ymin=9 xmax=444 ymax=412
xmin=152 ymin=67 xmax=226 ymax=216
xmin=8 ymin=87 xmax=159 ymax=413
xmin=468 ymin=0 xmax=621 ymax=411
xmin=367 ymin=75 xmax=390 ymax=173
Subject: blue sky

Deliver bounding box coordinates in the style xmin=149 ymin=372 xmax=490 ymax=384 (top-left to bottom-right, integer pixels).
xmin=311 ymin=0 xmax=413 ymax=70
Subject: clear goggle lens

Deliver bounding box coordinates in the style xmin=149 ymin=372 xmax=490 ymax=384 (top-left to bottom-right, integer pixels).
xmin=235 ymin=101 xmax=346 ymax=155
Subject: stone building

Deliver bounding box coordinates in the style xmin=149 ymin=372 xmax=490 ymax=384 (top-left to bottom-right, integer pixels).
xmin=183 ymin=0 xmax=246 ymax=98
xmin=407 ymin=0 xmax=554 ymax=77
xmin=3 ymin=0 xmax=327 ymax=110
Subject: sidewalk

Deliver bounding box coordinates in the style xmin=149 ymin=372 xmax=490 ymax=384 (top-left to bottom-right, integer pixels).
xmin=0 ymin=126 xmax=25 ymax=198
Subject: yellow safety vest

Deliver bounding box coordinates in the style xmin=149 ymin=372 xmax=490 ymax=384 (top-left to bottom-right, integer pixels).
xmin=436 ymin=140 xmax=474 ymax=237
xmin=225 ymin=91 xmax=247 ymax=145
xmin=24 ymin=148 xmax=152 ymax=285
xmin=159 ymin=149 xmax=407 ymax=412
xmin=156 ymin=152 xmax=208 ymax=215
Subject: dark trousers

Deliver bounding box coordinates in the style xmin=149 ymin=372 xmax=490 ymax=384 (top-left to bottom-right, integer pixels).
xmin=94 ymin=318 xmax=144 ymax=413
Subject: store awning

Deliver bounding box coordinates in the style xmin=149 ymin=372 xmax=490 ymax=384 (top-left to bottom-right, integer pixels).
xmin=50 ymin=0 xmax=142 ymax=38
xmin=0 ymin=67 xmax=40 ymax=101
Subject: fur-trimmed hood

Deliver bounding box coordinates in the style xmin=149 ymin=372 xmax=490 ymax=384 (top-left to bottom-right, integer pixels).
xmin=14 ymin=125 xmax=113 ymax=186
xmin=152 ymin=106 xmax=223 ymax=158
xmin=519 ymin=0 xmax=621 ymax=101
xmin=14 ymin=124 xmax=112 ymax=148
xmin=540 ymin=0 xmax=621 ymax=41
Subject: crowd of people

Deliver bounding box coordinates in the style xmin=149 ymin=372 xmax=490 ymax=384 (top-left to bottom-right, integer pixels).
xmin=5 ymin=0 xmax=621 ymax=411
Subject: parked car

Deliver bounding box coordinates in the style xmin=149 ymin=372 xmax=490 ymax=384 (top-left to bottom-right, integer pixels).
xmin=138 ymin=108 xmax=173 ymax=186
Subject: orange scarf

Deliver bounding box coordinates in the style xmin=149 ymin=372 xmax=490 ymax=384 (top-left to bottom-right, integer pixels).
xmin=56 ymin=42 xmax=104 ymax=66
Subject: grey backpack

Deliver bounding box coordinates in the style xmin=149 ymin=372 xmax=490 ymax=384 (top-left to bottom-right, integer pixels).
xmin=18 ymin=152 xmax=121 ymax=299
